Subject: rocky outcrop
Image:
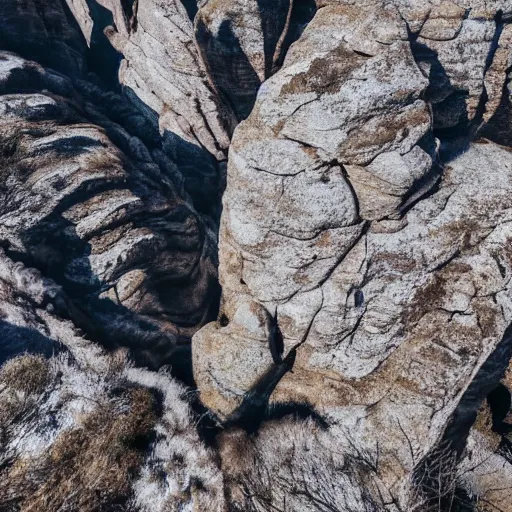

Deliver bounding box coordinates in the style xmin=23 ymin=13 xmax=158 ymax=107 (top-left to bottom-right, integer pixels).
xmin=103 ymin=0 xmax=233 ymax=157
xmin=62 ymin=0 xmax=232 ymax=218
xmin=193 ymin=0 xmax=512 ymax=507
xmin=1 ymin=0 xmax=512 ymax=510
xmin=0 ymin=51 xmax=219 ymax=372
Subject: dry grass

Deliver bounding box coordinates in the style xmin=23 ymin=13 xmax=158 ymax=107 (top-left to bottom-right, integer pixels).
xmin=0 ymin=131 xmax=34 ymax=181
xmin=0 ymin=355 xmax=52 ymax=458
xmin=0 ymin=355 xmax=50 ymax=394
xmin=218 ymin=419 xmax=385 ymax=512
xmin=0 ymin=130 xmax=35 ymax=216
xmin=0 ymin=386 xmax=156 ymax=512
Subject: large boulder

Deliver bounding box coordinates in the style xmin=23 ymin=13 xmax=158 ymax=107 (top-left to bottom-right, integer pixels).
xmin=193 ymin=0 xmax=512 ymax=500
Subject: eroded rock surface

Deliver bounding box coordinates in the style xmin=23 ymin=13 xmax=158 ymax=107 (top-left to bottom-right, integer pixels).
xmin=0 ymin=51 xmax=220 ymax=371
xmin=193 ymin=0 xmax=512 ymax=508
xmin=195 ymin=0 xmax=316 ymax=121
xmin=1 ymin=0 xmax=512 ymax=510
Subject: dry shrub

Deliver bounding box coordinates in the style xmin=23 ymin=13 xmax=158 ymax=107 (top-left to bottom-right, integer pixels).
xmin=219 ymin=419 xmax=383 ymax=512
xmin=85 ymin=148 xmax=122 ymax=173
xmin=0 ymin=130 xmax=34 ymax=181
xmin=408 ymin=442 xmax=476 ymax=512
xmin=0 ymin=387 xmax=156 ymax=512
xmin=0 ymin=355 xmax=50 ymax=394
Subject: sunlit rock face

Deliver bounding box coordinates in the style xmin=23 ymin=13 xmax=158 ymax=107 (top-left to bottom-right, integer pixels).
xmin=193 ymin=0 xmax=512 ymax=506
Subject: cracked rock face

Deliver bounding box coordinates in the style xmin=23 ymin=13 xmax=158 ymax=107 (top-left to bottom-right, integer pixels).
xmin=193 ymin=0 xmax=512 ymax=502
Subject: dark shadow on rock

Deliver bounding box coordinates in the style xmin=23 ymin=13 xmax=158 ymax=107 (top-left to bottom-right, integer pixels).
xmin=224 ymin=349 xmax=298 ymax=433
xmin=256 ymin=0 xmax=290 ymax=78
xmin=409 ymin=39 xmax=471 ymax=163
xmin=410 ymin=10 xmax=506 ymax=162
xmin=181 ymin=0 xmax=199 ymax=22
xmin=84 ymin=0 xmax=124 ymax=90
xmin=398 ymin=133 xmax=444 ymax=218
xmin=195 ymin=18 xmax=261 ymax=122
xmin=479 ymin=84 xmax=512 ymax=147
xmin=498 ymin=436 xmax=512 ymax=465
xmin=438 ymin=322 xmax=512 ymax=451
xmin=162 ymin=127 xmax=223 ymax=220
xmin=266 ymin=401 xmax=329 ymax=428
xmin=0 ymin=62 xmax=78 ymax=102
xmin=268 ymin=312 xmax=284 ymax=364
xmin=74 ymin=76 xmax=224 ymax=221
xmin=263 ymin=0 xmax=317 ymax=74
xmin=120 ymin=0 xmax=136 ymax=21
xmin=6 ymin=208 xmax=197 ymax=384
xmin=488 ymin=383 xmax=512 ymax=434
xmin=0 ymin=321 xmax=64 ymax=366
xmin=0 ymin=0 xmax=88 ymax=78
xmin=38 ymin=135 xmax=107 ymax=157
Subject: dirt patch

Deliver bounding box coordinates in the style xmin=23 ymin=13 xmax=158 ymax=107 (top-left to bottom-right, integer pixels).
xmin=403 ymin=273 xmax=448 ymax=327
xmin=281 ymin=46 xmax=365 ymax=96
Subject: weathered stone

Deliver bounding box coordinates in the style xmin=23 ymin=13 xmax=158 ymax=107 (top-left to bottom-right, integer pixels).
xmin=100 ymin=0 xmax=233 ymax=158
xmin=395 ymin=0 xmax=510 ymax=132
xmin=195 ymin=0 xmax=316 ymax=121
xmin=0 ymin=52 xmax=218 ymax=370
xmin=192 ymin=0 xmax=512 ymax=505
xmin=2 ymin=0 xmax=512 ymax=509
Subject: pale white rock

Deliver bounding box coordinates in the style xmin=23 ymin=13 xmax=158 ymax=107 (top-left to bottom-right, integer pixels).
xmin=102 ymin=0 xmax=233 ymax=160
xmin=194 ymin=1 xmax=437 ymax=420
xmin=193 ymin=2 xmax=512 ymax=500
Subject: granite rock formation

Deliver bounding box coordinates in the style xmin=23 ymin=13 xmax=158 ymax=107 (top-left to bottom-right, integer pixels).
xmin=194 ymin=0 xmax=512 ymax=509
xmin=0 ymin=0 xmax=512 ymax=511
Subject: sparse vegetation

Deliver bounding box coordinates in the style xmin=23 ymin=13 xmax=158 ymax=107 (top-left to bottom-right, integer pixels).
xmin=218 ymin=420 xmax=387 ymax=512
xmin=0 ymin=354 xmax=50 ymax=394
xmin=0 ymin=346 xmax=225 ymax=512
xmin=0 ymin=388 xmax=156 ymax=512
xmin=0 ymin=130 xmax=35 ymax=216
